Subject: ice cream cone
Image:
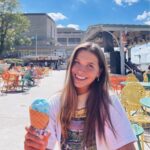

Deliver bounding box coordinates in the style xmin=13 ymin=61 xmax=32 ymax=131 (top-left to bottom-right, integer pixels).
xmin=29 ymin=107 xmax=49 ymax=130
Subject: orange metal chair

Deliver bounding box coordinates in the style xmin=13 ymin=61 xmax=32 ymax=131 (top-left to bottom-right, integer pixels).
xmin=1 ymin=72 xmax=19 ymax=92
xmin=109 ymin=75 xmax=127 ymax=94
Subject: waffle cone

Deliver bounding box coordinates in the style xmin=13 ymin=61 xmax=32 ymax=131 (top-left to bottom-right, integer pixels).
xmin=29 ymin=107 xmax=49 ymax=130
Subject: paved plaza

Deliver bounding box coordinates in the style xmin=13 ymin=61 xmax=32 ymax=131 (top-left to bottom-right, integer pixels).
xmin=0 ymin=70 xmax=149 ymax=150
xmin=0 ymin=70 xmax=66 ymax=150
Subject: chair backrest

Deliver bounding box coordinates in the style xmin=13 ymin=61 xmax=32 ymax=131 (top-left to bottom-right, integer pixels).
xmin=143 ymin=72 xmax=148 ymax=82
xmin=126 ymin=73 xmax=139 ymax=82
xmin=121 ymin=82 xmax=146 ymax=110
xmin=147 ymin=73 xmax=150 ymax=82
xmin=9 ymin=73 xmax=19 ymax=82
xmin=109 ymin=75 xmax=127 ymax=91
xmin=1 ymin=71 xmax=10 ymax=81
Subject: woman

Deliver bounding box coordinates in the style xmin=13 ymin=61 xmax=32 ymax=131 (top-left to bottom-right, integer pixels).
xmin=25 ymin=42 xmax=136 ymax=150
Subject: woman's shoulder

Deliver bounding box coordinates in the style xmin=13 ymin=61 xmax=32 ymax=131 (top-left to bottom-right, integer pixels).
xmin=48 ymin=93 xmax=61 ymax=108
xmin=48 ymin=93 xmax=61 ymax=118
xmin=109 ymin=90 xmax=119 ymax=104
xmin=108 ymin=91 xmax=124 ymax=113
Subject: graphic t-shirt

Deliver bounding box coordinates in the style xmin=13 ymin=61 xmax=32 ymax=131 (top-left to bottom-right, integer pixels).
xmin=61 ymin=108 xmax=97 ymax=150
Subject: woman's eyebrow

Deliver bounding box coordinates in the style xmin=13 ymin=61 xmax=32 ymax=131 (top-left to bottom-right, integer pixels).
xmin=88 ymin=61 xmax=97 ymax=65
xmin=86 ymin=62 xmax=97 ymax=66
xmin=75 ymin=58 xmax=97 ymax=65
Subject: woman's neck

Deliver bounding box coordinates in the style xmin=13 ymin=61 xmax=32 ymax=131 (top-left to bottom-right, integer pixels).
xmin=77 ymin=91 xmax=89 ymax=109
xmin=77 ymin=87 xmax=89 ymax=95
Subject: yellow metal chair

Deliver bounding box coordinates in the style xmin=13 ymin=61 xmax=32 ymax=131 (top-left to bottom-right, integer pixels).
xmin=143 ymin=72 xmax=148 ymax=82
xmin=126 ymin=73 xmax=139 ymax=82
xmin=121 ymin=82 xmax=150 ymax=150
xmin=121 ymin=82 xmax=150 ymax=122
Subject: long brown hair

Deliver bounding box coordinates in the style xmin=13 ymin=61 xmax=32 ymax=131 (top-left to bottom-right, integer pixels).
xmin=60 ymin=42 xmax=116 ymax=145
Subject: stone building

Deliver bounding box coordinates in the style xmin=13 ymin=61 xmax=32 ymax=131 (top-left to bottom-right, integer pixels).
xmin=55 ymin=27 xmax=85 ymax=58
xmin=17 ymin=13 xmax=57 ymax=57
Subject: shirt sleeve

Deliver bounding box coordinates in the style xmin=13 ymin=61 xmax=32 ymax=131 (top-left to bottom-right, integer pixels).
xmin=96 ymin=94 xmax=137 ymax=150
xmin=46 ymin=94 xmax=61 ymax=150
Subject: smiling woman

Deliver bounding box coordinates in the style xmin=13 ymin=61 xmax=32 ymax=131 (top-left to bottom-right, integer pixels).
xmin=71 ymin=50 xmax=100 ymax=94
xmin=24 ymin=42 xmax=137 ymax=150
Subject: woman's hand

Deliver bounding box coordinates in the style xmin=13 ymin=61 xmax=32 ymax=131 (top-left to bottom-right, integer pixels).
xmin=24 ymin=126 xmax=50 ymax=150
xmin=117 ymin=142 xmax=136 ymax=150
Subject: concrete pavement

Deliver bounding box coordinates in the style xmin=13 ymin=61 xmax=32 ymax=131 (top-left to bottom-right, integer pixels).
xmin=0 ymin=70 xmax=66 ymax=150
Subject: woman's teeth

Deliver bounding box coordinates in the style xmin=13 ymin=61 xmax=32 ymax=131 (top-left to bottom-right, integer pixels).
xmin=75 ymin=74 xmax=86 ymax=80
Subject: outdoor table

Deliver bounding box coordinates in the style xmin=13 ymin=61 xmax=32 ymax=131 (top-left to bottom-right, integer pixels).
xmin=140 ymin=97 xmax=150 ymax=115
xmin=140 ymin=97 xmax=150 ymax=108
xmin=120 ymin=81 xmax=150 ymax=90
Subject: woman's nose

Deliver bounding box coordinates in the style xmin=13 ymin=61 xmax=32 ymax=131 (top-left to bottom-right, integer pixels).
xmin=78 ymin=64 xmax=87 ymax=72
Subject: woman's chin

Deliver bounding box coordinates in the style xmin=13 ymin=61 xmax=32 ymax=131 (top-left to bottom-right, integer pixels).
xmin=75 ymin=86 xmax=89 ymax=94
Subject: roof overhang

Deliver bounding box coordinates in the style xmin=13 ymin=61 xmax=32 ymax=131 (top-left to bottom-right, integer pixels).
xmin=82 ymin=24 xmax=150 ymax=48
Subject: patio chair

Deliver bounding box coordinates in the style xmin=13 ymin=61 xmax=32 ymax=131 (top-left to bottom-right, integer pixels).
xmin=109 ymin=75 xmax=127 ymax=94
xmin=126 ymin=73 xmax=139 ymax=82
xmin=143 ymin=72 xmax=148 ymax=82
xmin=121 ymin=82 xmax=150 ymax=149
xmin=35 ymin=67 xmax=44 ymax=79
xmin=20 ymin=72 xmax=35 ymax=91
xmin=43 ymin=67 xmax=50 ymax=76
xmin=1 ymin=72 xmax=19 ymax=93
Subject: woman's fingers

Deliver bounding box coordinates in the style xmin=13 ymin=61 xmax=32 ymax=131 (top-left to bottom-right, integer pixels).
xmin=25 ymin=131 xmax=44 ymax=145
xmin=25 ymin=126 xmax=39 ymax=136
xmin=24 ymin=139 xmax=44 ymax=149
xmin=24 ymin=126 xmax=46 ymax=150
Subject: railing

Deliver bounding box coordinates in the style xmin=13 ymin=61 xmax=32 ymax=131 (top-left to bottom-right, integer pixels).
xmin=124 ymin=63 xmax=133 ymax=73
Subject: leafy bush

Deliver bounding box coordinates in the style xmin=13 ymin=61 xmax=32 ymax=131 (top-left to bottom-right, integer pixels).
xmin=4 ymin=58 xmax=24 ymax=65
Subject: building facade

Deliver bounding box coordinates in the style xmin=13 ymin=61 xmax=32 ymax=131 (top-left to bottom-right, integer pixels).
xmin=17 ymin=14 xmax=85 ymax=62
xmin=56 ymin=27 xmax=85 ymax=58
xmin=18 ymin=13 xmax=57 ymax=57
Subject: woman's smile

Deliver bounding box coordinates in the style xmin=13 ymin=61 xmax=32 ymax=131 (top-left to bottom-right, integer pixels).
xmin=75 ymin=74 xmax=87 ymax=80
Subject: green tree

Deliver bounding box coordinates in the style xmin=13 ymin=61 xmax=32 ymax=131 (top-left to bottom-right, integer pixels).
xmin=0 ymin=0 xmax=30 ymax=55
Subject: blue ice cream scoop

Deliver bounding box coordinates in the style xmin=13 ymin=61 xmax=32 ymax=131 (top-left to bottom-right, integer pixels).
xmin=31 ymin=99 xmax=50 ymax=116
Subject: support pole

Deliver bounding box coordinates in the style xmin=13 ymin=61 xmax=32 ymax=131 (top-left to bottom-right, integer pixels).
xmin=35 ymin=34 xmax=37 ymax=56
xmin=119 ymin=31 xmax=125 ymax=75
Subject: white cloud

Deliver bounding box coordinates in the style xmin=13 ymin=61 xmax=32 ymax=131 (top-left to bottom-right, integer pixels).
xmin=57 ymin=24 xmax=65 ymax=28
xmin=136 ymin=11 xmax=150 ymax=21
xmin=67 ymin=24 xmax=80 ymax=30
xmin=48 ymin=12 xmax=67 ymax=21
xmin=136 ymin=11 xmax=150 ymax=25
xmin=114 ymin=0 xmax=139 ymax=6
xmin=144 ymin=20 xmax=150 ymax=25
xmin=114 ymin=0 xmax=122 ymax=5
xmin=57 ymin=24 xmax=80 ymax=30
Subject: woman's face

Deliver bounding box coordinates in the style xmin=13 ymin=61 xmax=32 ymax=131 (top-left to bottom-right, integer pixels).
xmin=71 ymin=50 xmax=100 ymax=94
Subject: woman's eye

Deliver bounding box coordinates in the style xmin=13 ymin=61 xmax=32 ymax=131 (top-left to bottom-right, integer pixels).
xmin=88 ymin=64 xmax=94 ymax=68
xmin=74 ymin=61 xmax=79 ymax=64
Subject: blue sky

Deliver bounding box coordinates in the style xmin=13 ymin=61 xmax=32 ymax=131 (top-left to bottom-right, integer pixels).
xmin=20 ymin=0 xmax=150 ymax=30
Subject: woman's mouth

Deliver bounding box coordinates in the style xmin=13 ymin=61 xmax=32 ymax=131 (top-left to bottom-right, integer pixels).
xmin=75 ymin=74 xmax=87 ymax=80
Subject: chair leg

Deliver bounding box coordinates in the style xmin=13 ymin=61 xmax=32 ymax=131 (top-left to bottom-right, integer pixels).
xmin=141 ymin=134 xmax=144 ymax=150
xmin=137 ymin=135 xmax=142 ymax=150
